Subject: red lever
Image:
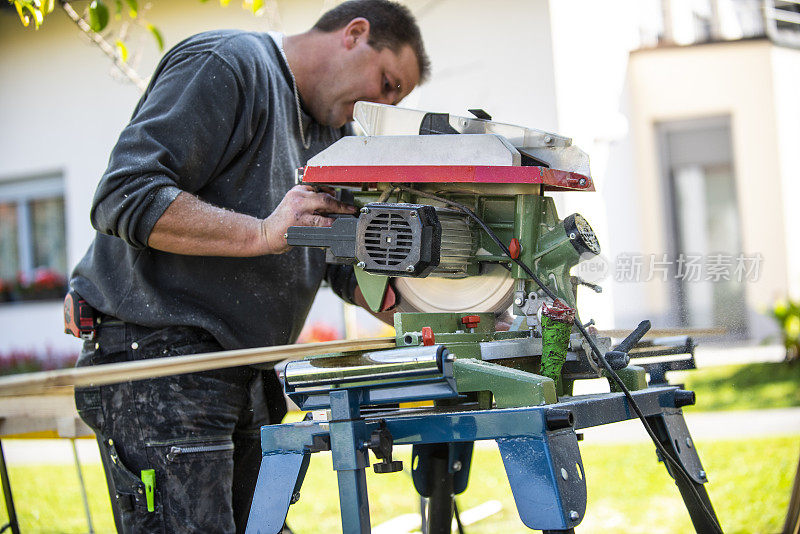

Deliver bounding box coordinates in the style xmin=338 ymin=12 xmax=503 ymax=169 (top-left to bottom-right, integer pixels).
xmin=509 ymin=238 xmax=521 ymax=259
xmin=421 ymin=327 xmax=435 ymax=346
xmin=461 ymin=315 xmax=481 ymax=330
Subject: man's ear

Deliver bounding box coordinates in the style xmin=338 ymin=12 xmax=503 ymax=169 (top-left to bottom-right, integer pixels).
xmin=342 ymin=17 xmax=370 ymax=50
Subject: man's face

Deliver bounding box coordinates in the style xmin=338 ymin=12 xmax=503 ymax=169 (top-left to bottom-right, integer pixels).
xmin=310 ymin=24 xmax=421 ymax=128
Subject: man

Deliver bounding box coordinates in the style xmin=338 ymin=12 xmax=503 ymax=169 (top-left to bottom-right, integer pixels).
xmin=69 ymin=1 xmax=429 ymax=532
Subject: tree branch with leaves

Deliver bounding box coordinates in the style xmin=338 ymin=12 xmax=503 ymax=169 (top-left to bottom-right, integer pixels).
xmin=8 ymin=0 xmax=270 ymax=92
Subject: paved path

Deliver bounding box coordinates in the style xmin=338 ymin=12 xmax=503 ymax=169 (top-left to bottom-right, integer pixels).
xmin=580 ymin=407 xmax=800 ymax=444
xmin=693 ymin=344 xmax=786 ymax=367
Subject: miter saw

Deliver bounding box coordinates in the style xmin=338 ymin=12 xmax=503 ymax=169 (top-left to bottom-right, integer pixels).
xmin=245 ymin=103 xmax=722 ymax=534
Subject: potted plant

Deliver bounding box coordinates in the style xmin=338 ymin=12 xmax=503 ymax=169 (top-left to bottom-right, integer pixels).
xmin=16 ymin=268 xmax=68 ymax=301
xmin=769 ymin=298 xmax=800 ymax=363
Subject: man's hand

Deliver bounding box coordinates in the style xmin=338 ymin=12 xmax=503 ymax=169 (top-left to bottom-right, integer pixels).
xmin=261 ymin=185 xmax=356 ymax=254
xmin=147 ymin=185 xmax=355 ymax=257
xmin=495 ymin=310 xmax=514 ymax=331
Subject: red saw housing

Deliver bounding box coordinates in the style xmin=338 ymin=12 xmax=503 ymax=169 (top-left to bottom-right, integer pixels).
xmin=302 ymin=165 xmax=594 ymax=192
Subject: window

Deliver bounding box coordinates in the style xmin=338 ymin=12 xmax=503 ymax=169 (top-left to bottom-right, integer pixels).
xmin=0 ymin=174 xmax=67 ymax=302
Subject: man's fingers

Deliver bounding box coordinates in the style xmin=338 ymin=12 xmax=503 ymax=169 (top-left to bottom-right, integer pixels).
xmin=291 ymin=192 xmax=354 ymax=215
xmin=298 ymin=184 xmax=336 ymax=196
xmin=316 ymin=186 xmax=337 ymax=196
xmin=288 ymin=185 xmax=316 ymax=198
xmin=299 ymin=213 xmax=335 ymax=227
xmin=308 ymin=192 xmax=356 ymax=214
xmin=288 ymin=187 xmax=355 ymax=214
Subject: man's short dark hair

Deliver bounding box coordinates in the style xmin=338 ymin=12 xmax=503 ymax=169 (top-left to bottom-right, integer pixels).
xmin=313 ymin=0 xmax=430 ymax=83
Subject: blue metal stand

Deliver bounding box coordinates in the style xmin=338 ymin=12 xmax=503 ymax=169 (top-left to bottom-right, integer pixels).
xmin=246 ymin=385 xmax=711 ymax=533
xmin=329 ymin=389 xmax=371 ymax=534
xmin=246 ymin=451 xmax=308 ymax=533
xmin=0 ymin=440 xmax=20 ymax=534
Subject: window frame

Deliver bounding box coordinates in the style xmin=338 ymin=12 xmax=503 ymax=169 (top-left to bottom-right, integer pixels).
xmin=0 ymin=173 xmax=67 ymax=300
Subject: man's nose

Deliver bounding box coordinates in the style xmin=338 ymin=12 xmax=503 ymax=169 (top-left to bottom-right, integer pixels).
xmin=373 ymin=93 xmax=395 ymax=105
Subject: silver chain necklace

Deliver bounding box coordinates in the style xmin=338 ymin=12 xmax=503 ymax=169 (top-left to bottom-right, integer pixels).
xmin=273 ymin=33 xmax=311 ymax=150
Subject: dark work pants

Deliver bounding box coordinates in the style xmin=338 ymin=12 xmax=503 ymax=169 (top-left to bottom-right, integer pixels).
xmin=74 ymin=322 xmax=287 ymax=534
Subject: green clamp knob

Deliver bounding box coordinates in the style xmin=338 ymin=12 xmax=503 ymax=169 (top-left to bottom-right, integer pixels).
xmin=141 ymin=469 xmax=155 ymax=512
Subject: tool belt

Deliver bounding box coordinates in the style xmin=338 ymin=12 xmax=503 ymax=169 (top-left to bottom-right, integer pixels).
xmin=64 ymin=289 xmax=97 ymax=341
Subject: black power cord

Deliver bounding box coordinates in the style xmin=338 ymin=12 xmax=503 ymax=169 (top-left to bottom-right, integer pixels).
xmin=393 ymin=184 xmax=724 ymax=533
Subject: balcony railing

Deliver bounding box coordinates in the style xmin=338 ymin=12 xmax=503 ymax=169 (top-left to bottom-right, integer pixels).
xmin=639 ymin=0 xmax=800 ymax=49
xmin=766 ymin=0 xmax=800 ymax=46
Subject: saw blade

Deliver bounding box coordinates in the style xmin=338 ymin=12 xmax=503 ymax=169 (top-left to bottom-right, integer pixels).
xmin=393 ymin=263 xmax=515 ymax=314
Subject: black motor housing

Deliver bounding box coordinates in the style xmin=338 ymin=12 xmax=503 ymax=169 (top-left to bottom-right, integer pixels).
xmin=356 ymin=204 xmax=441 ymax=276
xmin=286 ymin=203 xmax=443 ymax=277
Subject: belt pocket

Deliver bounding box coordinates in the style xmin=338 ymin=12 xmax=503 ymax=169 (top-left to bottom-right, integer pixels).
xmin=101 ymin=438 xmax=165 ymax=531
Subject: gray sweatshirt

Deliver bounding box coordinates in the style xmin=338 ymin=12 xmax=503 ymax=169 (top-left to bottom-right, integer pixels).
xmin=70 ymin=30 xmax=355 ymax=353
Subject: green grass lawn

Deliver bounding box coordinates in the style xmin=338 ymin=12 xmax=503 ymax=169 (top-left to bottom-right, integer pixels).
xmin=1 ymin=435 xmax=796 ymax=533
xmin=677 ymin=360 xmax=800 ymax=412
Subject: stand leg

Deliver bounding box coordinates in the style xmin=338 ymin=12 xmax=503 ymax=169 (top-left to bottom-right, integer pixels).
xmin=246 ymin=451 xmax=309 ymax=534
xmin=0 ymin=440 xmax=20 ymax=534
xmin=329 ymin=389 xmax=371 ymax=534
xmin=424 ymin=445 xmax=454 ymax=534
xmin=782 ymin=445 xmax=800 ymax=534
xmin=71 ymin=439 xmax=95 ymax=534
xmin=413 ymin=442 xmax=473 ymax=534
xmin=335 ymin=468 xmax=370 ymax=533
xmin=646 ymin=413 xmax=722 ymax=533
xmin=497 ymin=431 xmax=586 ymax=531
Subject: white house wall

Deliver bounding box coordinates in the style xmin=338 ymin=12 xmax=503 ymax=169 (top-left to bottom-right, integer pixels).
xmin=547 ymin=0 xmax=642 ymax=330
xmin=771 ymin=45 xmax=800 ymax=301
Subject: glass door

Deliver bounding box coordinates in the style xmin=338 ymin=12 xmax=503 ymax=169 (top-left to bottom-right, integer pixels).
xmin=659 ymin=117 xmax=748 ymax=337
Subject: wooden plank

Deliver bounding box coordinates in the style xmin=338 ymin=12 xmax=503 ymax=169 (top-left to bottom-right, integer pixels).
xmin=0 ymin=337 xmax=395 ymax=397
xmin=0 ymin=328 xmax=723 ymax=398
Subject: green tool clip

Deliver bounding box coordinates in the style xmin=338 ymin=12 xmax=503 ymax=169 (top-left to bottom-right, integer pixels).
xmin=540 ymin=315 xmax=571 ymax=393
xmin=540 ymin=299 xmax=576 ymax=396
xmin=141 ymin=469 xmax=155 ymax=512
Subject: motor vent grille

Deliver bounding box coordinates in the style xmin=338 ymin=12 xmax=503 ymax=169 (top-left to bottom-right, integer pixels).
xmin=362 ymin=213 xmax=414 ymax=266
xmin=355 ymin=203 xmax=441 ymax=277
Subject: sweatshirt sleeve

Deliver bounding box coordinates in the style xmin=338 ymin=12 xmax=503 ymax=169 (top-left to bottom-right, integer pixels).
xmin=325 ymin=264 xmax=358 ymax=305
xmin=90 ymin=51 xmax=249 ymax=249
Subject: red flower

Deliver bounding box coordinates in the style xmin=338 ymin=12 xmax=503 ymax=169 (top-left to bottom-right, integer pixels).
xmin=31 ymin=268 xmax=65 ymax=290
xmin=297 ymin=322 xmax=341 ymax=343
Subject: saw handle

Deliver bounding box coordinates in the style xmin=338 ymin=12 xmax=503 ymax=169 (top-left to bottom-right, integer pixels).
xmin=601 ymin=320 xmax=651 ymax=371
xmin=615 ymin=320 xmax=652 ymax=353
